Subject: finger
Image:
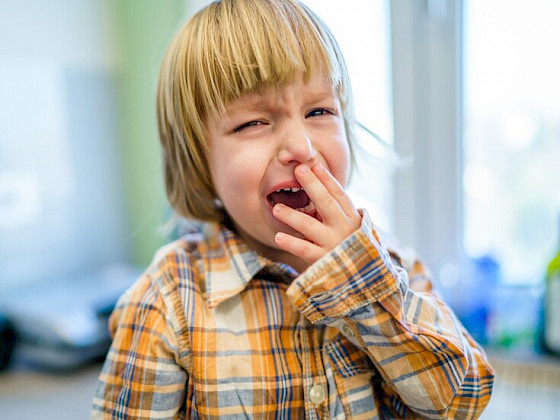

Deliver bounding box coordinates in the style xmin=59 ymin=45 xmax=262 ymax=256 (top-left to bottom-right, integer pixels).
xmin=272 ymin=203 xmax=328 ymax=245
xmin=294 ymin=165 xmax=344 ymax=224
xmin=312 ymin=163 xmax=359 ymax=219
xmin=274 ymin=231 xmax=325 ymax=265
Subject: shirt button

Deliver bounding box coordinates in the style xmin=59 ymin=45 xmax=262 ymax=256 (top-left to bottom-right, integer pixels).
xmin=313 ymin=292 xmax=330 ymax=302
xmin=342 ymin=324 xmax=355 ymax=337
xmin=309 ymin=384 xmax=326 ymax=405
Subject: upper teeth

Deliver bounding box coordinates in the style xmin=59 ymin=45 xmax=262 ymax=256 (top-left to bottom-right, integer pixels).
xmin=277 ymin=187 xmax=302 ymax=193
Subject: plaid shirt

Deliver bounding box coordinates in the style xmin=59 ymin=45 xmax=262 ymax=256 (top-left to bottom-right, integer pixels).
xmin=92 ymin=211 xmax=494 ymax=419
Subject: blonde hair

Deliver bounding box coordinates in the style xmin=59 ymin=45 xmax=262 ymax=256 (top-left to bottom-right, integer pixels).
xmin=157 ymin=0 xmax=356 ymax=222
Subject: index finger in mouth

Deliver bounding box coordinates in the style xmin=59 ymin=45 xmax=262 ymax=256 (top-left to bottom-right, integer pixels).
xmin=294 ymin=164 xmax=344 ymax=222
xmin=311 ymin=163 xmax=357 ymax=218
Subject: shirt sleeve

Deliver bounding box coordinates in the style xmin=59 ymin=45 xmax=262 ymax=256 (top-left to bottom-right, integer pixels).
xmin=286 ymin=210 xmax=495 ymax=419
xmin=92 ymin=264 xmax=191 ymax=419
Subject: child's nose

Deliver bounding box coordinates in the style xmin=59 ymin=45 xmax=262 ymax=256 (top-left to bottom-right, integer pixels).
xmin=277 ymin=125 xmax=317 ymax=165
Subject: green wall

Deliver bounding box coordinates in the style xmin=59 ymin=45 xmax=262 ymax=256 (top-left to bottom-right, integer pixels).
xmin=111 ymin=0 xmax=187 ymax=266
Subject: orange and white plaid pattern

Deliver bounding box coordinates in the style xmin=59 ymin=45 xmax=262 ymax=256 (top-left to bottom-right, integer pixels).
xmin=92 ymin=211 xmax=494 ymax=419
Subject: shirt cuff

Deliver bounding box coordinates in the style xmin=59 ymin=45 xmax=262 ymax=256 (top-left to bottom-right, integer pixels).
xmin=286 ymin=210 xmax=400 ymax=324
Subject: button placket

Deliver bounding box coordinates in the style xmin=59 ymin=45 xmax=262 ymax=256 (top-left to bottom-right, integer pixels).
xmin=298 ymin=316 xmax=321 ymax=417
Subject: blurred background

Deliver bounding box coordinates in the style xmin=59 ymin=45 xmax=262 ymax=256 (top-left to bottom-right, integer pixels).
xmin=1 ymin=0 xmax=559 ymax=418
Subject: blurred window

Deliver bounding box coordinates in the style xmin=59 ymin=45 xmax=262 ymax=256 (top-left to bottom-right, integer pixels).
xmin=304 ymin=0 xmax=394 ymax=231
xmin=463 ymin=0 xmax=560 ymax=285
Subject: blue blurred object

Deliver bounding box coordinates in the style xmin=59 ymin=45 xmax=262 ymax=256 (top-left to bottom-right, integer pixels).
xmin=457 ymin=255 xmax=544 ymax=353
xmin=457 ymin=255 xmax=501 ymax=344
xmin=0 ymin=264 xmax=140 ymax=370
xmin=488 ymin=283 xmax=544 ymax=354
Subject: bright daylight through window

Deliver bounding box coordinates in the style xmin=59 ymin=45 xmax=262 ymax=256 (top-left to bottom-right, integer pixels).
xmin=304 ymin=0 xmax=394 ymax=233
xmin=463 ymin=0 xmax=560 ymax=351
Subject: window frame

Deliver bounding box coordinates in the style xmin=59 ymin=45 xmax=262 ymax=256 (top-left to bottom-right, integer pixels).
xmin=390 ymin=0 xmax=464 ymax=280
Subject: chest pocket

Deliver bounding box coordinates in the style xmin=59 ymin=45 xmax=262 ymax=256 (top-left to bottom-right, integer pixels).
xmin=324 ymin=337 xmax=379 ymax=419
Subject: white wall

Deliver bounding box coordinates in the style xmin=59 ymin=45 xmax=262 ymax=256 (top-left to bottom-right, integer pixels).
xmin=0 ymin=0 xmax=128 ymax=289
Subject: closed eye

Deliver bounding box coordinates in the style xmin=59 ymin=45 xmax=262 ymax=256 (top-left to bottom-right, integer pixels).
xmin=234 ymin=120 xmax=264 ymax=133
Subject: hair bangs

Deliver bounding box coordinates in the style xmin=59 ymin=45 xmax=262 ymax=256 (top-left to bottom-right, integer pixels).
xmin=192 ymin=0 xmax=344 ymax=120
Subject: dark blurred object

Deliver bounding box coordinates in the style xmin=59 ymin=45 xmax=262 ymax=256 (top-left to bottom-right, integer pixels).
xmin=542 ymin=213 xmax=560 ymax=356
xmin=0 ymin=264 xmax=140 ymax=371
xmin=0 ymin=314 xmax=16 ymax=371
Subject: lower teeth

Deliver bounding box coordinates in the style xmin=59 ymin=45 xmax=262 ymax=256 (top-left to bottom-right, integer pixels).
xmin=296 ymin=201 xmax=316 ymax=214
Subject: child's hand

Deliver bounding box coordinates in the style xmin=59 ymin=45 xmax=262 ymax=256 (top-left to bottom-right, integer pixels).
xmin=273 ymin=163 xmax=361 ymax=266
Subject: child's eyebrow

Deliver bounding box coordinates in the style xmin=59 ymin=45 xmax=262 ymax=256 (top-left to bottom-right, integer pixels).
xmin=267 ymin=89 xmax=338 ymax=107
xmin=226 ymin=92 xmax=266 ymax=113
xmin=222 ymin=85 xmax=337 ymax=121
xmin=303 ymin=90 xmax=337 ymax=104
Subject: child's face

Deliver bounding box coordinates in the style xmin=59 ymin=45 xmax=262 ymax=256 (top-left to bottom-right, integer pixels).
xmin=206 ymin=74 xmax=351 ymax=267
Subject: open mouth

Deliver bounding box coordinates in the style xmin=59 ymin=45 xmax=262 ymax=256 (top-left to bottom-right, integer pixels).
xmin=267 ymin=187 xmax=317 ymax=215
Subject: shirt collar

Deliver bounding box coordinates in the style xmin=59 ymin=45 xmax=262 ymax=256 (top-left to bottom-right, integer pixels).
xmin=198 ymin=223 xmax=297 ymax=308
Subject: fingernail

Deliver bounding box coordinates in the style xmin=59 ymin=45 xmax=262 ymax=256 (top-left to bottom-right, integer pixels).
xmin=298 ymin=165 xmax=310 ymax=174
xmin=273 ymin=203 xmax=284 ymax=213
xmin=314 ymin=163 xmax=324 ymax=172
